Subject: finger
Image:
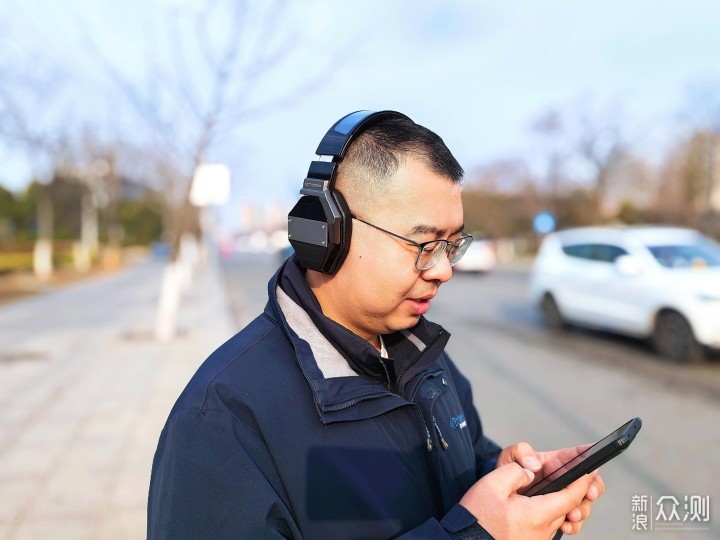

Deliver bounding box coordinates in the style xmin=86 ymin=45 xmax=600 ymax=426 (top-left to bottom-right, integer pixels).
xmin=536 ymin=472 xmax=596 ymax=517
xmin=554 ymin=502 xmax=589 ymax=537
xmin=510 ymin=441 xmax=542 ymax=472
xmin=586 ymin=474 xmax=605 ymax=501
xmin=550 ymin=514 xmax=568 ymax=536
xmin=538 ymin=443 xmax=593 ymax=471
xmin=561 ymin=519 xmax=584 ymax=535
xmin=575 ymin=443 xmax=593 ymax=454
xmin=492 ymin=462 xmax=536 ymax=493
xmin=567 ymin=498 xmax=592 ymax=523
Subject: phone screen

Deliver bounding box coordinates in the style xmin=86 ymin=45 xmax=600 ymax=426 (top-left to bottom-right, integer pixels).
xmin=520 ymin=419 xmax=636 ymax=496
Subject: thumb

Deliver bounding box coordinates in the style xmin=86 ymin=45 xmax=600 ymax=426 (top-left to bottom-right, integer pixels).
xmin=492 ymin=462 xmax=536 ymax=495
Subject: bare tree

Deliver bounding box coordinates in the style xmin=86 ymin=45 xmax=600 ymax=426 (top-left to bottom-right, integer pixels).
xmin=531 ymin=103 xmax=626 ymax=217
xmin=465 ymin=158 xmax=533 ymax=193
xmin=531 ymin=109 xmax=566 ymax=198
xmin=575 ymin=114 xmax=625 ymax=216
xmin=677 ymin=81 xmax=720 ymax=216
xmin=657 ymin=131 xmax=718 ymax=221
xmin=530 ymin=108 xmax=571 ymax=217
xmin=0 ymin=45 xmax=77 ymax=278
xmin=69 ymin=1 xmax=351 ymax=339
xmin=78 ymin=1 xmax=346 ymax=258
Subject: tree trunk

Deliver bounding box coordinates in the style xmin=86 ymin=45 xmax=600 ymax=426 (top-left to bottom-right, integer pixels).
xmin=33 ymin=185 xmax=53 ymax=280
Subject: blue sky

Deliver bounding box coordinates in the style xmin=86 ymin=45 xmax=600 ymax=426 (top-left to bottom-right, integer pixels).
xmin=1 ymin=0 xmax=718 ymax=230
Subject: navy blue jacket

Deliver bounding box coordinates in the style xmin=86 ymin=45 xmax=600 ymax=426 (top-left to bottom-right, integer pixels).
xmin=148 ymin=257 xmax=502 ymax=539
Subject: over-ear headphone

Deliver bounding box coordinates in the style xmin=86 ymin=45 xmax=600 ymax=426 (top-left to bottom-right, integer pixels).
xmin=288 ymin=110 xmax=411 ymax=274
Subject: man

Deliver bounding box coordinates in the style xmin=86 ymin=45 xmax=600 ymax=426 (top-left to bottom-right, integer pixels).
xmin=148 ymin=111 xmax=604 ymax=539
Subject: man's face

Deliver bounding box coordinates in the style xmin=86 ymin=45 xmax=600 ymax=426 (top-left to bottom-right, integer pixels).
xmin=318 ymin=156 xmax=464 ymax=341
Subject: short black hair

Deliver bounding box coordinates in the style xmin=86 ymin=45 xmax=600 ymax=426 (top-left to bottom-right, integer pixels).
xmin=339 ymin=116 xmax=464 ymax=185
xmin=336 ymin=116 xmax=464 ymax=217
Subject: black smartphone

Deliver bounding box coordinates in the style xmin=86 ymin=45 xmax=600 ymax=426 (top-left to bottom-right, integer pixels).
xmin=518 ymin=417 xmax=642 ymax=497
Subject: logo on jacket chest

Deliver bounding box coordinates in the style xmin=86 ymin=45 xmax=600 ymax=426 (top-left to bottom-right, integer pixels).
xmin=450 ymin=413 xmax=467 ymax=430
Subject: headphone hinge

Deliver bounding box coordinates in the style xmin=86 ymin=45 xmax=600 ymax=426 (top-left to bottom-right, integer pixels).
xmin=299 ymin=178 xmax=329 ymax=196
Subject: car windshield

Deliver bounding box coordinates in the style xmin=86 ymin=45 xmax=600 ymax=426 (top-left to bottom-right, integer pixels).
xmin=647 ymin=238 xmax=720 ymax=268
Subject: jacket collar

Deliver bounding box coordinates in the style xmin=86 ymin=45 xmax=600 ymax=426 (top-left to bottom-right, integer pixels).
xmin=265 ymin=256 xmax=450 ymax=423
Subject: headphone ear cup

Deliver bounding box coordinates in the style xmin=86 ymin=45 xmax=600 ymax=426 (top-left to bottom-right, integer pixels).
xmin=326 ymin=190 xmax=353 ymax=274
xmin=288 ymin=196 xmax=330 ymax=272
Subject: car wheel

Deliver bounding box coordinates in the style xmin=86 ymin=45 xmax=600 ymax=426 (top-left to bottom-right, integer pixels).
xmin=540 ymin=293 xmax=566 ymax=330
xmin=652 ymin=311 xmax=705 ymax=363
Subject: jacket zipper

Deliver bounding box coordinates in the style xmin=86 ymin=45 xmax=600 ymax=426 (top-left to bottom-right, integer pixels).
xmin=409 ymin=405 xmax=433 ymax=452
xmin=432 ymin=416 xmax=449 ymax=450
xmin=378 ymin=358 xmax=396 ymax=393
xmin=407 ymin=370 xmax=444 ymax=454
xmin=321 ymin=391 xmax=394 ymax=412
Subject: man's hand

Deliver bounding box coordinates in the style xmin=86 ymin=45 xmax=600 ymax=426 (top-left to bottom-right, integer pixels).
xmin=494 ymin=442 xmax=606 ymax=535
xmin=459 ymin=460 xmax=597 ymax=539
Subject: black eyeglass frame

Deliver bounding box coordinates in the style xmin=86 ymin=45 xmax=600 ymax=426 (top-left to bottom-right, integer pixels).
xmin=351 ymin=215 xmax=473 ymax=270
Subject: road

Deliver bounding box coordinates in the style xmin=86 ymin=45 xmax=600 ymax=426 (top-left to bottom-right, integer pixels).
xmin=222 ymin=253 xmax=720 ymax=540
xmin=0 ymin=260 xmax=233 ymax=539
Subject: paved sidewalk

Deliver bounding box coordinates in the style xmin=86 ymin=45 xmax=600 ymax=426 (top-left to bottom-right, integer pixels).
xmin=0 ymin=260 xmax=235 ymax=540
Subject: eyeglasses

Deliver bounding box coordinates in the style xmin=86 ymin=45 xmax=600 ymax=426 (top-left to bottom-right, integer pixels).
xmin=352 ymin=215 xmax=473 ymax=270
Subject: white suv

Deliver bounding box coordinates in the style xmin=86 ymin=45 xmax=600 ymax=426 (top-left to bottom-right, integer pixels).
xmin=529 ymin=226 xmax=720 ymax=363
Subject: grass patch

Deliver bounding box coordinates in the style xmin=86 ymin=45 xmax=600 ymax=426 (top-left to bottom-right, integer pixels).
xmin=0 ymin=249 xmax=75 ymax=273
xmin=0 ymin=252 xmax=33 ymax=273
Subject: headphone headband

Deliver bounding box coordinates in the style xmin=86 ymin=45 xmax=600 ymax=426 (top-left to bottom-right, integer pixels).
xmin=315 ymin=110 xmax=410 ymax=159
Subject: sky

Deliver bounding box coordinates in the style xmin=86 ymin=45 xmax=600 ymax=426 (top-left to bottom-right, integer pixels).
xmin=1 ymin=0 xmax=719 ymax=231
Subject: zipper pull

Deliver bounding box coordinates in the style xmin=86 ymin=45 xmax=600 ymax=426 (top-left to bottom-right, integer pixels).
xmin=425 ymin=424 xmax=434 ymax=452
xmin=378 ymin=358 xmax=395 ymax=392
xmin=433 ymin=417 xmax=449 ymax=450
